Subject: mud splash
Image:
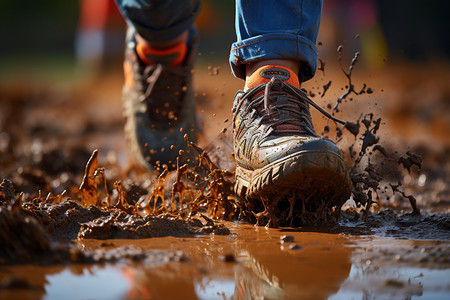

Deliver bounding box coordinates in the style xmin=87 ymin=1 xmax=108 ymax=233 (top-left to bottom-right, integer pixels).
xmin=0 ymin=52 xmax=443 ymax=239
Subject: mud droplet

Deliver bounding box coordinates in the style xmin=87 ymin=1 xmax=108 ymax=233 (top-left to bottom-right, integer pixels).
xmin=336 ymin=127 xmax=343 ymax=138
xmin=321 ymin=80 xmax=332 ymax=98
xmin=318 ymin=59 xmax=326 ymax=75
xmin=344 ymin=121 xmax=360 ymax=137
xmin=398 ymin=151 xmax=422 ymax=173
xmin=361 ymin=131 xmax=380 ymax=154
xmin=373 ymin=145 xmax=388 ymax=157
xmin=362 ymin=117 xmax=371 ymax=129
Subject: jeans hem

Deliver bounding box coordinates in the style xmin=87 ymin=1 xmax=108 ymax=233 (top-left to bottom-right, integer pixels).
xmin=229 ymin=32 xmax=318 ymax=82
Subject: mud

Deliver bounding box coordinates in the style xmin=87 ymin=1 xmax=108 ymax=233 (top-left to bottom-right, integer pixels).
xmin=0 ymin=173 xmax=229 ymax=262
xmin=331 ymin=47 xmax=364 ymax=113
xmin=0 ymin=193 xmax=186 ymax=265
xmin=0 ymin=61 xmax=446 ymax=231
xmin=0 ymin=49 xmax=449 ymax=298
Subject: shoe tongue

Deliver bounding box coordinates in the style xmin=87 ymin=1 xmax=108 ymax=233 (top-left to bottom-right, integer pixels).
xmin=136 ymin=41 xmax=187 ymax=67
xmin=245 ymin=65 xmax=300 ymax=90
xmin=246 ymin=66 xmax=311 ymax=135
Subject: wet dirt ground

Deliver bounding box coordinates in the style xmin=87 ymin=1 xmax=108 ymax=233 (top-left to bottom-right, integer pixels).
xmin=0 ymin=55 xmax=449 ymax=299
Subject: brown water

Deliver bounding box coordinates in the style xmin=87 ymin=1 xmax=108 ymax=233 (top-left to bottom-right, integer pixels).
xmin=1 ymin=221 xmax=449 ymax=299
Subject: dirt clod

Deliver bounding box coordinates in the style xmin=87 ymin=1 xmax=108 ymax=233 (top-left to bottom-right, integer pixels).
xmin=280 ymin=235 xmax=295 ymax=243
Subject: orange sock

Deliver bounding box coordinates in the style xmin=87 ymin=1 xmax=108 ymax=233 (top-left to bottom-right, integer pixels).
xmin=136 ymin=41 xmax=187 ymax=67
xmin=245 ymin=65 xmax=300 ymax=90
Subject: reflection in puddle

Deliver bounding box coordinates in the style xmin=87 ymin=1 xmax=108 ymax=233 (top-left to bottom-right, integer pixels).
xmin=45 ymin=267 xmax=129 ymax=300
xmin=195 ymin=279 xmax=235 ymax=300
xmin=331 ymin=266 xmax=450 ymax=299
xmin=36 ymin=252 xmax=449 ymax=300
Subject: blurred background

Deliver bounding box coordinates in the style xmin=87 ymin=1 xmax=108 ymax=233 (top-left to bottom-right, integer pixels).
xmin=1 ymin=0 xmax=449 ymax=82
xmin=0 ymin=0 xmax=449 ymax=163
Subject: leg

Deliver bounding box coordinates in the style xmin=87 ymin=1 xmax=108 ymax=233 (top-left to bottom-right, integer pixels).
xmin=230 ymin=1 xmax=351 ymax=223
xmin=114 ymin=0 xmax=201 ymax=170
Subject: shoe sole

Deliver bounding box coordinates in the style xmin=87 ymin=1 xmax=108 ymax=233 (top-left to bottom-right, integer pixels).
xmin=235 ymin=150 xmax=351 ymax=203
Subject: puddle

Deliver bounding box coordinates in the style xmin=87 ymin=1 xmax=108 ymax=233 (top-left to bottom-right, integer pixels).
xmin=1 ymin=222 xmax=449 ymax=299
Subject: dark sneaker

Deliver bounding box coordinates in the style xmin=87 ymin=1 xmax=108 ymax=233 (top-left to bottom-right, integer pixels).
xmin=122 ymin=27 xmax=198 ymax=170
xmin=233 ymin=66 xmax=351 ymax=213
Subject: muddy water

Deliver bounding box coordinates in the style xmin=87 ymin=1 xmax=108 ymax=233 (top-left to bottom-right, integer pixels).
xmin=1 ymin=222 xmax=449 ymax=299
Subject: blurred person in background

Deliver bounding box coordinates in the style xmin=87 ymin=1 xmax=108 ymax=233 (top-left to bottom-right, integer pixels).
xmin=76 ymin=0 xmax=125 ymax=77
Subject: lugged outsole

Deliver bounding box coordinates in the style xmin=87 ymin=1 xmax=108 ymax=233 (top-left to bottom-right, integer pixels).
xmin=235 ymin=150 xmax=351 ymax=204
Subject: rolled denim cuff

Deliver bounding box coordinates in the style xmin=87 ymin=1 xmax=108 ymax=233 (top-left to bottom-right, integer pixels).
xmin=229 ymin=32 xmax=318 ymax=83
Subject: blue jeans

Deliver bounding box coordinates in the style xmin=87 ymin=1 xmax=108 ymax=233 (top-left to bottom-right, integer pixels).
xmin=115 ymin=0 xmax=322 ymax=82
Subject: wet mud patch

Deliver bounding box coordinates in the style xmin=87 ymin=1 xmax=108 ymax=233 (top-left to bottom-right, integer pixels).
xmin=79 ymin=213 xmax=229 ymax=239
xmin=338 ymin=208 xmax=450 ymax=240
xmin=368 ymin=211 xmax=450 ymax=240
xmin=0 ymin=197 xmax=187 ymax=265
xmin=352 ymin=237 xmax=450 ymax=269
xmin=0 ymin=174 xmax=229 ymax=264
xmin=19 ymin=197 xmax=229 ymax=241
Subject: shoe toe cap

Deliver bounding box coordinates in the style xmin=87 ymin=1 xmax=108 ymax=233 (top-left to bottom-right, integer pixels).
xmin=255 ymin=136 xmax=342 ymax=167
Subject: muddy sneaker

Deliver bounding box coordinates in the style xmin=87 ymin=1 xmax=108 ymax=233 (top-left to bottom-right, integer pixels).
xmin=122 ymin=27 xmax=198 ymax=170
xmin=233 ymin=66 xmax=351 ymax=216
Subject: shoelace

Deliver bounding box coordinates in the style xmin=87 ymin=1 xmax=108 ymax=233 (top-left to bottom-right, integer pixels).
xmin=140 ymin=63 xmax=190 ymax=122
xmin=233 ymin=77 xmax=345 ymax=137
